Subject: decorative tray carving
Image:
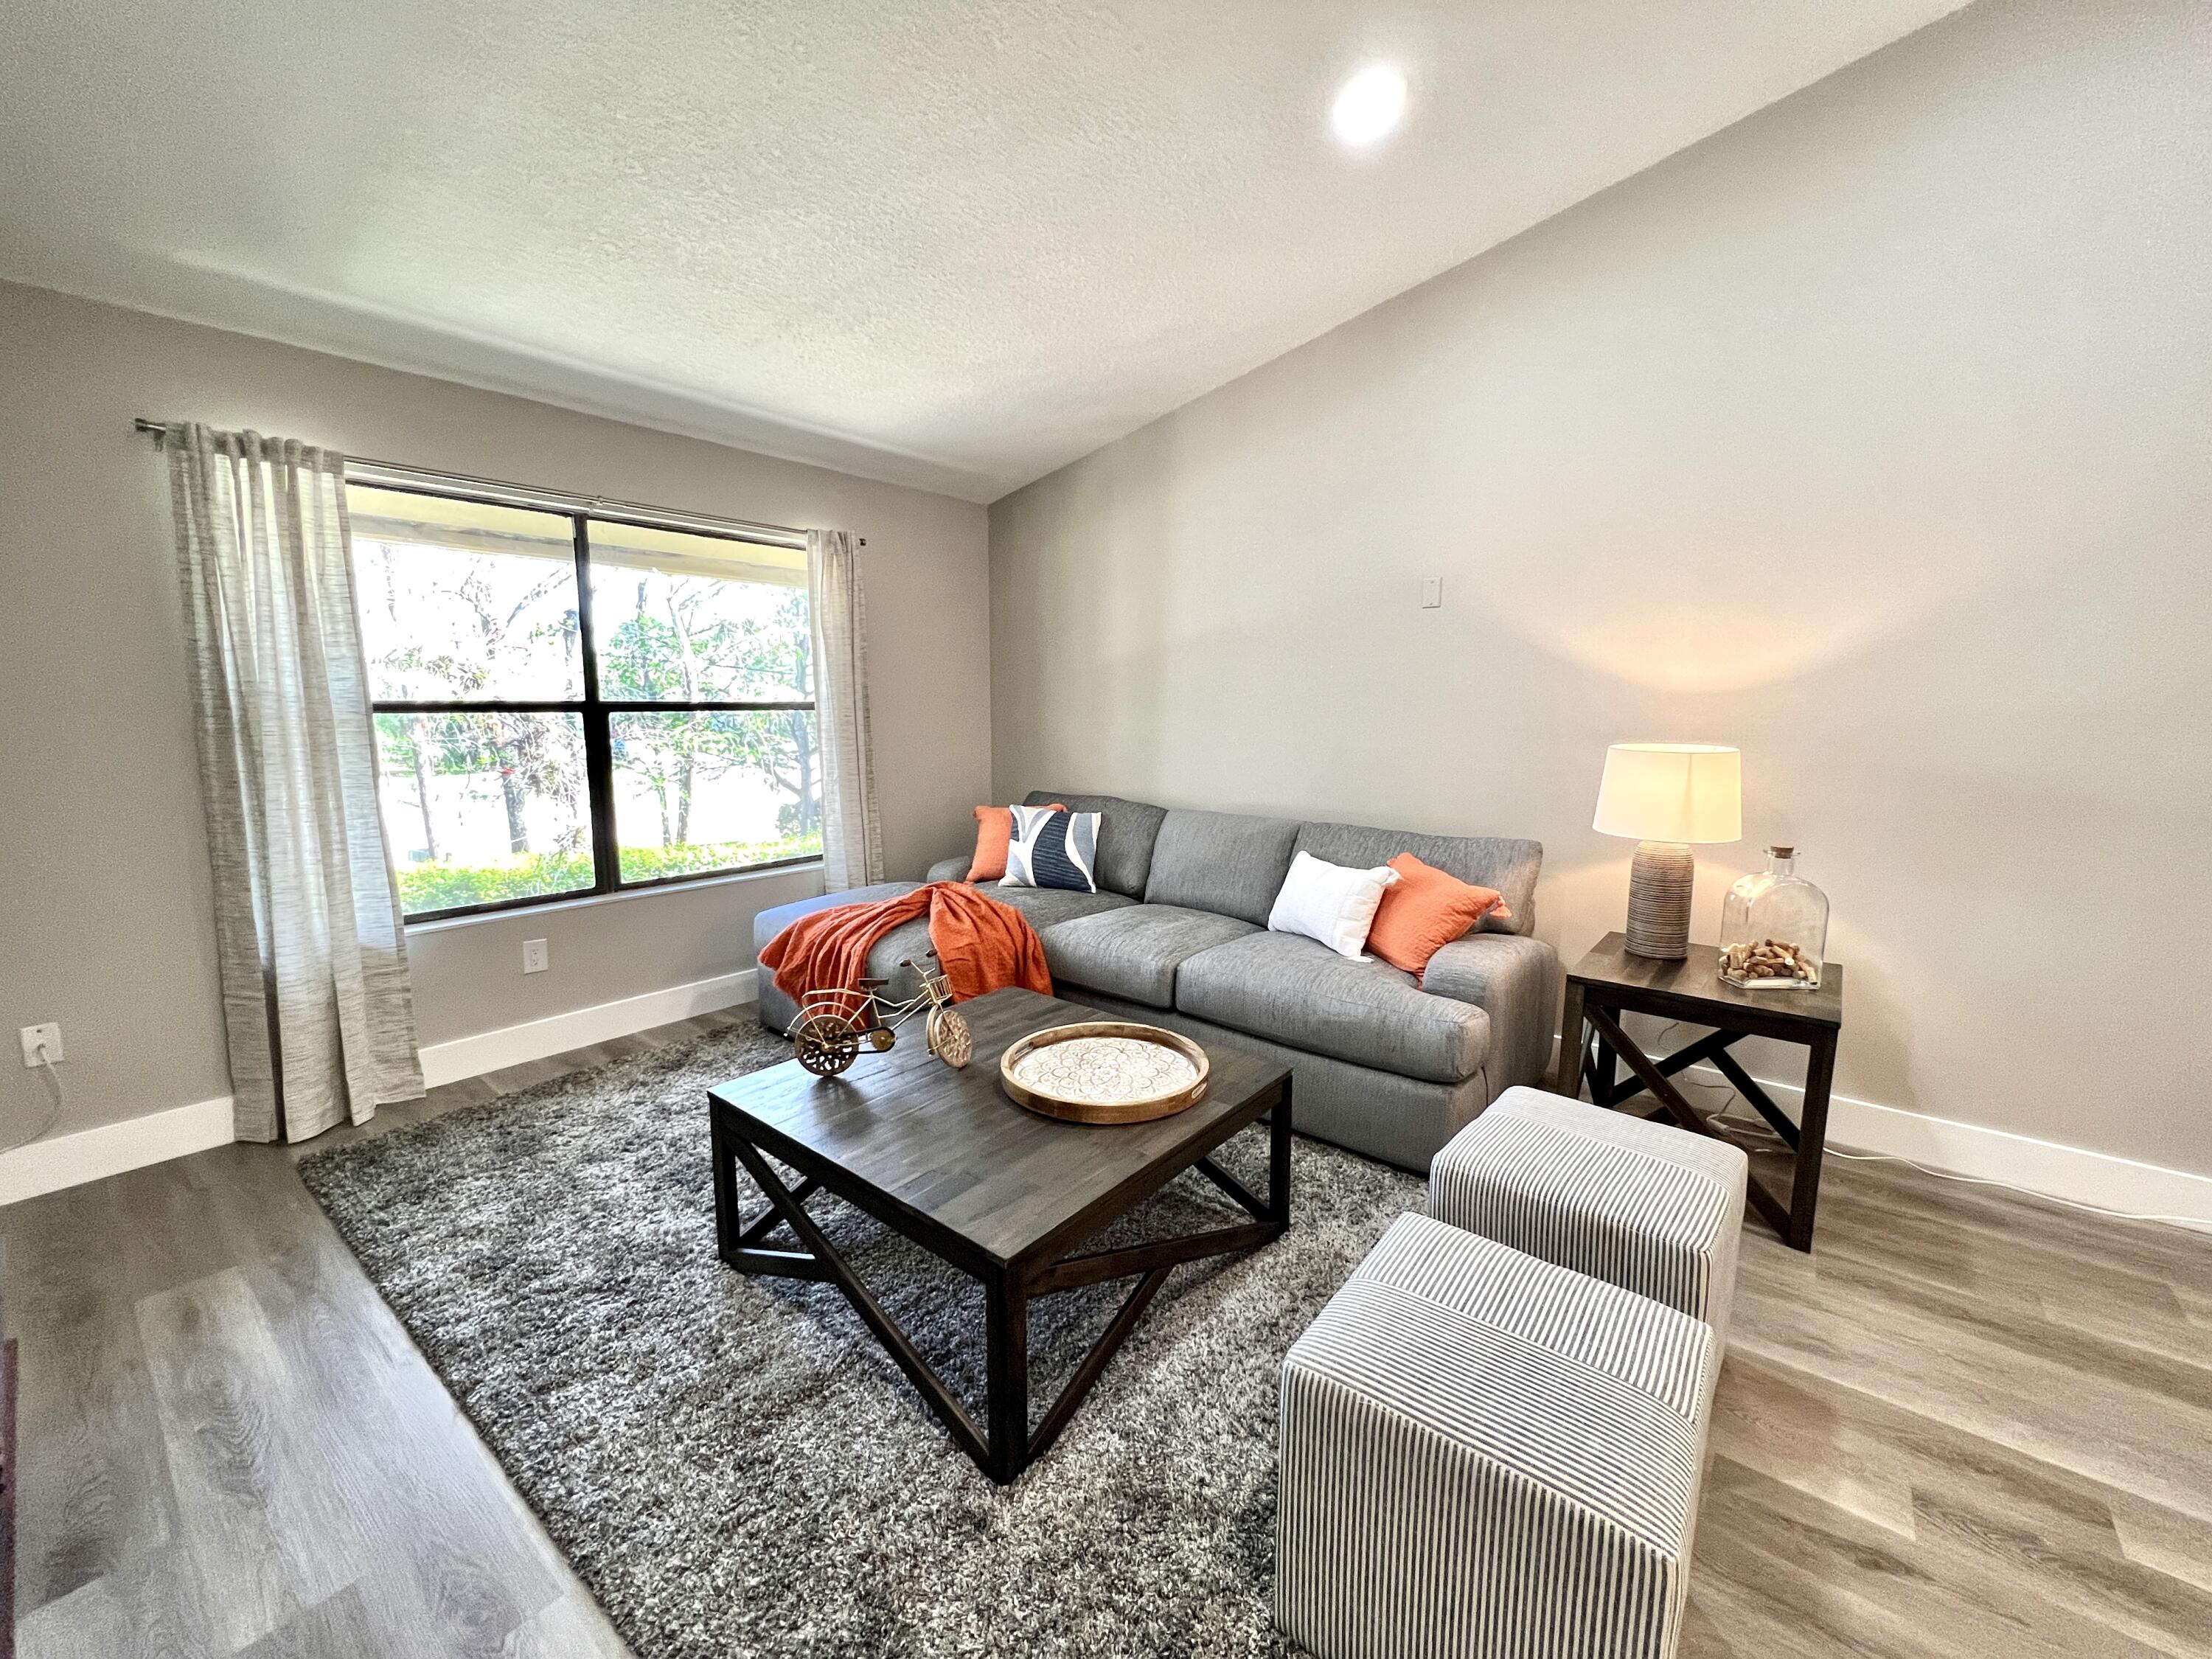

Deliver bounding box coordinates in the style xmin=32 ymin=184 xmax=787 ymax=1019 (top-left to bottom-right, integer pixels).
xmin=998 ymin=1022 xmax=1211 ymax=1124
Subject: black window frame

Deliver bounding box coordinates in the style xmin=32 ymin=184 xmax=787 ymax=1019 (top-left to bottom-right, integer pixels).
xmin=352 ymin=481 xmax=823 ymax=925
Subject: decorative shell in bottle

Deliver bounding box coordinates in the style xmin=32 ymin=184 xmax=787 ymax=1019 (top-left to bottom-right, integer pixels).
xmin=1719 ymin=937 xmax=1818 ymax=987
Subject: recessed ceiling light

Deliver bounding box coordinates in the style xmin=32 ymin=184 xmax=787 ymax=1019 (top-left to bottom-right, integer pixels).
xmin=1331 ymin=64 xmax=1407 ymax=148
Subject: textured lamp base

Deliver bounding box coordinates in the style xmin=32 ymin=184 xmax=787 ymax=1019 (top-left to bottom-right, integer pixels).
xmin=1626 ymin=840 xmax=1695 ymax=959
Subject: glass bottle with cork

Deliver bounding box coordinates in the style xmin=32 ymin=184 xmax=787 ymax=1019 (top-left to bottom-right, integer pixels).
xmin=1719 ymin=846 xmax=1828 ymax=990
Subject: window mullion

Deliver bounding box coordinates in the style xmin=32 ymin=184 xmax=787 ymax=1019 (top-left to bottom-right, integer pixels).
xmin=573 ymin=515 xmax=620 ymax=894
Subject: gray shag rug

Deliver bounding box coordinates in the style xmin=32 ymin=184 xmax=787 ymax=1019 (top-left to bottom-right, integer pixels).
xmin=300 ymin=1020 xmax=1417 ymax=1659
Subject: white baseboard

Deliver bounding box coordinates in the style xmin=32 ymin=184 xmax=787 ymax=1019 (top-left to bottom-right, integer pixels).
xmin=0 ymin=1093 xmax=236 ymax=1208
xmin=16 ymin=985 xmax=2202 ymax=1235
xmin=1827 ymin=1093 xmax=2212 ymax=1231
xmin=1 ymin=969 xmax=761 ymax=1207
xmin=417 ymin=967 xmax=759 ymax=1089
xmin=1575 ymin=1040 xmax=2212 ymax=1234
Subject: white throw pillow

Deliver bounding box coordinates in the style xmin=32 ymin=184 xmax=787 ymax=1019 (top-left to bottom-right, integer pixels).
xmin=1267 ymin=851 xmax=1402 ymax=961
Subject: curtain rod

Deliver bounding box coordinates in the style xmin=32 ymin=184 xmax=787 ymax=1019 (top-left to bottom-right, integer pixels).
xmin=132 ymin=419 xmax=859 ymax=549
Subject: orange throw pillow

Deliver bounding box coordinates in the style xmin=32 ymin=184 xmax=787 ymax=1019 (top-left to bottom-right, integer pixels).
xmin=1367 ymin=853 xmax=1512 ymax=978
xmin=966 ymin=803 xmax=1066 ymax=883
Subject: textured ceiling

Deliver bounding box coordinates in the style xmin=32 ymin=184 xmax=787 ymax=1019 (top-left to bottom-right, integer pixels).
xmin=1 ymin=1 xmax=1962 ymax=501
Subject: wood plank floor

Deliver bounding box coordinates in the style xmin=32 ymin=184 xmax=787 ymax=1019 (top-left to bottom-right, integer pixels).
xmin=7 ymin=1012 xmax=2210 ymax=1657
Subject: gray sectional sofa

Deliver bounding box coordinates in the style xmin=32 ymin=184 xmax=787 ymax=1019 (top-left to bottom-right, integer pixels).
xmin=752 ymin=791 xmax=1557 ymax=1172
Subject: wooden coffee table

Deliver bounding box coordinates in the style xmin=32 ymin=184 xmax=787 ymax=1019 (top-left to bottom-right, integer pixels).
xmin=707 ymin=986 xmax=1293 ymax=1484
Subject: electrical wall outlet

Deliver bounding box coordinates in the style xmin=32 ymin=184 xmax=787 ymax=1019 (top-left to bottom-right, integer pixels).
xmin=1421 ymin=576 xmax=1444 ymax=610
xmin=20 ymin=1023 xmax=63 ymax=1068
xmin=523 ymin=939 xmax=549 ymax=975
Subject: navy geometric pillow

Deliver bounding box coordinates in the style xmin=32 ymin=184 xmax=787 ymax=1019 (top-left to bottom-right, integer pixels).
xmin=1003 ymin=805 xmax=1099 ymax=893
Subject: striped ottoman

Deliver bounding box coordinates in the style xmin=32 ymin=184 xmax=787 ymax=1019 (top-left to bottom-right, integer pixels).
xmin=1277 ymin=1213 xmax=1718 ymax=1659
xmin=1429 ymin=1086 xmax=1748 ymax=1351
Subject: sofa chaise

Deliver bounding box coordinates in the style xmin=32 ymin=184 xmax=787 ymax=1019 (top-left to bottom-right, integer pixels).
xmin=751 ymin=791 xmax=1557 ymax=1172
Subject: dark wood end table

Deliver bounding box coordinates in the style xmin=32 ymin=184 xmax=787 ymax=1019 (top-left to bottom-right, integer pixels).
xmin=708 ymin=987 xmax=1293 ymax=1484
xmin=1548 ymin=932 xmax=1844 ymax=1251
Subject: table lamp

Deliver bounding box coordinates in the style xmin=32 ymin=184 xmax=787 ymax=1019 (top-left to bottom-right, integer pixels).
xmin=1593 ymin=744 xmax=1742 ymax=959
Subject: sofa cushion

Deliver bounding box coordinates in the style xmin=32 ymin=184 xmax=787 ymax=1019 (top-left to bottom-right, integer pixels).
xmin=752 ymin=883 xmax=925 ymax=1031
xmin=752 ymin=880 xmax=1122 ymax=1020
xmin=1142 ymin=809 xmax=1301 ymax=927
xmin=1294 ymin=821 xmax=1543 ymax=936
xmin=967 ymin=880 xmax=1135 ymax=931
xmin=853 ymin=916 xmax=939 ymax=1005
xmin=1022 ymin=791 xmax=1167 ymax=899
xmin=1062 ymin=989 xmax=1489 ymax=1172
xmin=1039 ymin=904 xmax=1257 ymax=1009
xmin=751 ymin=882 xmax=920 ymax=961
xmin=1175 ymin=930 xmax=1489 ymax=1084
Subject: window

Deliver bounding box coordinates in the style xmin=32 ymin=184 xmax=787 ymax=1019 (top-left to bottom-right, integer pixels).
xmin=348 ymin=483 xmax=820 ymax=921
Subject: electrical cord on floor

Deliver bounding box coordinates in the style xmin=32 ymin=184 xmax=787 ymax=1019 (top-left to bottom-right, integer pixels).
xmin=3 ymin=1037 xmax=66 ymax=1157
xmin=1638 ymin=1019 xmax=2202 ymax=1230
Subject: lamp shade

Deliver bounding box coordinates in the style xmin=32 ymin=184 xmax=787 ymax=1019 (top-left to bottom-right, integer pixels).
xmin=1593 ymin=744 xmax=1742 ymax=845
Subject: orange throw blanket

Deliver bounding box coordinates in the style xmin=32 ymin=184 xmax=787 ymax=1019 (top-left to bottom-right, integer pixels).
xmin=759 ymin=882 xmax=1052 ymax=1013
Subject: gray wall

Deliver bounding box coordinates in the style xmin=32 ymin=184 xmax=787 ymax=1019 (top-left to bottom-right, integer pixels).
xmin=0 ymin=282 xmax=990 ymax=1139
xmin=990 ymin=0 xmax=2211 ymax=1176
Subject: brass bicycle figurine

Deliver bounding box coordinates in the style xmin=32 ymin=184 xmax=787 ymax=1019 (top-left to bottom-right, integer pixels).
xmin=787 ymin=949 xmax=974 ymax=1077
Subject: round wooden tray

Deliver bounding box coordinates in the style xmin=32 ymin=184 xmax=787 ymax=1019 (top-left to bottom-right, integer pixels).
xmin=999 ymin=1021 xmax=1211 ymax=1124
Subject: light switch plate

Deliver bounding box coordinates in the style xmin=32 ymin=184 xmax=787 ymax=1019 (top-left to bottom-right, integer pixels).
xmin=1421 ymin=576 xmax=1444 ymax=609
xmin=523 ymin=939 xmax=549 ymax=975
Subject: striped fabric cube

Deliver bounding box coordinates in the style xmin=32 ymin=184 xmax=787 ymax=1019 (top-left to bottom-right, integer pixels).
xmin=1277 ymin=1214 xmax=1718 ymax=1659
xmin=1429 ymin=1086 xmax=1748 ymax=1352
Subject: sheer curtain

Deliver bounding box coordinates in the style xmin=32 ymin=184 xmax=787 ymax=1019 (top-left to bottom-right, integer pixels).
xmin=807 ymin=529 xmax=883 ymax=889
xmin=166 ymin=425 xmax=423 ymax=1142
